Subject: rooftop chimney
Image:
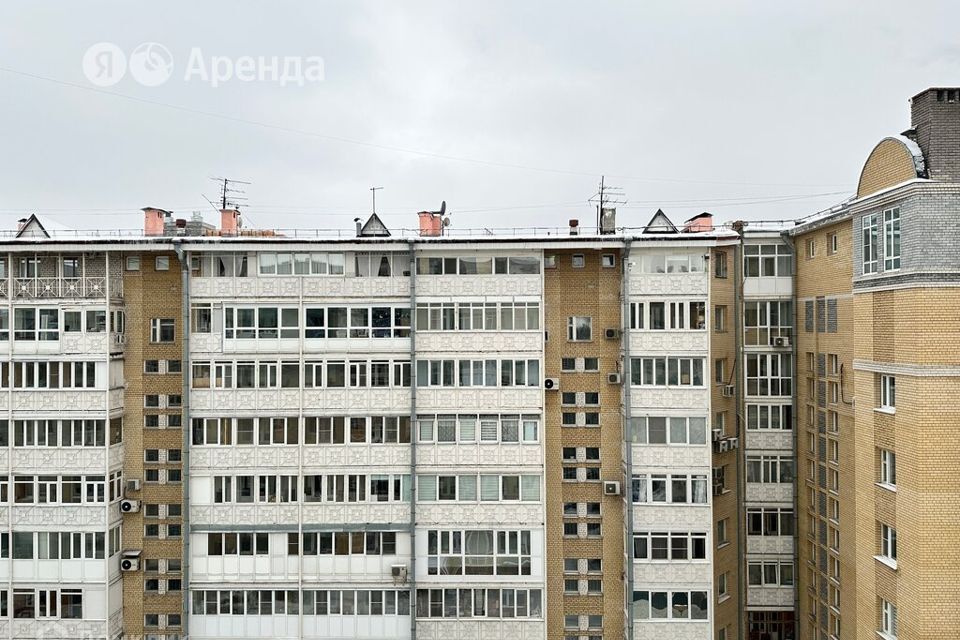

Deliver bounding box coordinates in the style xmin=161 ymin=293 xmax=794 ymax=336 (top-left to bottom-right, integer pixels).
xmin=569 ymin=219 xmax=579 ymax=236
xmin=682 ymin=212 xmax=714 ymax=233
xmin=220 ymin=208 xmax=241 ymax=236
xmin=418 ymin=212 xmax=442 ymax=237
xmin=910 ymin=87 xmax=960 ymax=182
xmin=16 ymin=218 xmax=27 ymax=232
xmin=354 ymin=218 xmax=362 ymax=237
xmin=142 ymin=207 xmax=170 ymax=236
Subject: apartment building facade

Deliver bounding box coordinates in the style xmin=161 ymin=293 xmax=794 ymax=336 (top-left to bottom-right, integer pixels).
xmin=0 ymin=207 xmax=758 ymax=640
xmin=789 ymin=87 xmax=960 ymax=640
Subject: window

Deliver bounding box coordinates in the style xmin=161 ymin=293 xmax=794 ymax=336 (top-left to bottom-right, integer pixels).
xmin=879 ymin=375 xmax=896 ymax=411
xmin=601 ymin=254 xmax=615 ymax=268
xmin=828 ymin=232 xmax=838 ymax=254
xmin=426 ymin=529 xmax=533 ymax=576
xmin=746 ymin=508 xmax=794 ymax=536
xmin=714 ymin=306 xmax=727 ymax=332
xmin=879 ymin=449 xmax=896 ymax=487
xmin=743 ymin=244 xmax=792 ymax=277
xmin=879 ymin=523 xmax=897 ymax=565
xmin=631 ymin=474 xmax=708 ymax=504
xmin=716 ymin=519 xmax=729 ymax=546
xmin=714 ymin=251 xmax=728 ymax=278
xmin=633 ymin=532 xmax=707 ymax=560
xmin=745 ymin=353 xmax=792 ymax=396
xmin=880 ymin=599 xmax=898 ymax=638
xmin=806 ymin=239 xmax=816 ymax=258
xmin=155 ymin=256 xmax=170 ymax=271
xmin=633 ymin=590 xmax=708 ymax=620
xmin=747 ymin=561 xmax=795 ymax=586
xmin=828 ymin=353 xmax=839 ymax=375
xmin=746 ymin=456 xmax=795 ymax=483
xmin=714 ymin=359 xmax=725 ymax=385
xmin=572 ymin=254 xmax=585 ymax=268
xmin=743 ymin=300 xmax=793 ymax=346
xmin=629 ymin=416 xmax=707 ymax=445
xmin=862 ymin=213 xmax=879 ymax=274
xmin=150 ymin=319 xmax=175 ymax=343
xmin=126 ymin=256 xmax=140 ymax=271
xmin=746 ymin=404 xmax=792 ymax=430
xmin=718 ymin=572 xmax=729 ymax=598
xmin=883 ymin=207 xmax=901 ymax=270
xmin=567 ymin=317 xmax=592 ymax=341
xmin=630 ymin=357 xmax=705 ymax=387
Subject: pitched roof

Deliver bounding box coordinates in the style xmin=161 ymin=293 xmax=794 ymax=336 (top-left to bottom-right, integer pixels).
xmin=359 ymin=213 xmax=391 ymax=237
xmin=14 ymin=214 xmax=50 ymax=239
xmin=642 ymin=209 xmax=678 ymax=234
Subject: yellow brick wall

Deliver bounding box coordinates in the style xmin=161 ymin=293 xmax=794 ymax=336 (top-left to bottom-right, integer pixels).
xmin=543 ymin=249 xmax=624 ymax=640
xmin=122 ymin=252 xmax=185 ymax=636
xmin=856 ymin=138 xmax=919 ymax=198
xmin=710 ymin=245 xmax=741 ymax=638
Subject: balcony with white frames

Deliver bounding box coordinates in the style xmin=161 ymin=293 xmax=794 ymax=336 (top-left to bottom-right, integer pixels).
xmin=8 ymin=276 xmax=122 ymax=300
xmin=416 ymin=443 xmax=542 ymax=468
xmin=191 ymin=612 xmax=412 ymax=640
xmin=742 ymin=276 xmax=792 ymax=298
xmin=416 ymin=503 xmax=544 ymax=528
xmin=189 ymin=444 xmax=411 ymax=471
xmin=190 ymin=532 xmax=411 ymax=584
xmin=2 ymin=552 xmax=113 ymax=583
xmin=191 ymin=503 xmax=410 ymax=528
xmin=416 ymin=331 xmax=541 ymax=355
xmin=417 ymin=620 xmax=544 ymax=640
xmin=2 ymin=388 xmax=124 ymax=413
xmin=8 ymin=443 xmax=124 ymax=475
xmin=191 ymin=388 xmax=412 ymax=413
xmin=416 ymin=388 xmax=542 ymax=412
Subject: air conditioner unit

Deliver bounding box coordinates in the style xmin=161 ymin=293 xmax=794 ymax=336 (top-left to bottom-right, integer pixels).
xmin=603 ymin=480 xmax=621 ymax=496
xmin=772 ymin=336 xmax=791 ymax=348
xmin=719 ymin=439 xmax=730 ymax=453
xmin=120 ymin=499 xmax=140 ymax=514
xmin=126 ymin=479 xmax=141 ymax=493
xmin=544 ymin=378 xmax=559 ymax=391
xmin=727 ymin=437 xmax=739 ymax=450
xmin=604 ymin=328 xmax=620 ymax=340
xmin=712 ymin=483 xmax=725 ymax=496
xmin=391 ymin=564 xmax=408 ymax=582
xmin=120 ymin=551 xmax=141 ymax=572
xmin=712 ymin=429 xmax=723 ymax=442
xmin=721 ymin=385 xmax=735 ymax=397
xmin=607 ymin=372 xmax=622 ymax=385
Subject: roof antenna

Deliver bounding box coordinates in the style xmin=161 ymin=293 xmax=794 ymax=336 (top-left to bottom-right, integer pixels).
xmin=370 ymin=186 xmax=383 ymax=215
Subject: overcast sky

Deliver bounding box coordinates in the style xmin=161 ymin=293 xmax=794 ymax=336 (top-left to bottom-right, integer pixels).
xmin=0 ymin=1 xmax=957 ymax=234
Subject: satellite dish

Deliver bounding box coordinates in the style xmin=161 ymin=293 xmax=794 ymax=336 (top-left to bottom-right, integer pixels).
xmin=442 ymin=217 xmax=451 ymax=227
xmin=439 ymin=201 xmax=446 ymax=216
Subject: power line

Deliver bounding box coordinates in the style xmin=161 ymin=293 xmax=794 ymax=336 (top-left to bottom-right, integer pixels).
xmin=0 ymin=65 xmax=851 ymax=190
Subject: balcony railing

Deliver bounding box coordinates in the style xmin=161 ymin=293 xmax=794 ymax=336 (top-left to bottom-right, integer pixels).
xmin=7 ymin=276 xmax=123 ymax=299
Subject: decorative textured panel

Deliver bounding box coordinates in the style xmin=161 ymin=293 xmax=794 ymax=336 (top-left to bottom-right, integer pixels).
xmin=12 ymin=620 xmax=107 ymax=640
xmin=631 ymin=388 xmax=709 ymax=411
xmin=629 ymin=272 xmax=707 ymax=297
xmin=11 ymin=390 xmax=112 ymax=413
xmin=632 ymin=505 xmax=712 ymax=530
xmin=416 ymin=504 xmax=543 ymax=527
xmin=416 ymin=389 xmax=541 ymax=412
xmin=745 ymin=483 xmax=794 ymax=505
xmin=301 ymin=503 xmax=409 ymax=526
xmin=10 ymin=447 xmax=119 ymax=474
xmin=746 ymin=535 xmax=795 ymax=556
xmin=417 ymin=332 xmax=542 ymax=354
xmin=11 ymin=505 xmax=113 ymax=528
xmin=747 ymin=585 xmax=795 ymax=607
xmin=191 ymin=332 xmax=223 ymax=353
xmin=417 ymin=619 xmax=544 ymax=640
xmin=417 ymin=275 xmax=541 ymax=298
xmin=745 ymin=431 xmax=793 ymax=452
xmin=633 ymin=445 xmax=711 ymax=470
xmin=60 ymin=332 xmax=109 ymax=354
xmin=415 ymin=444 xmax=542 ymax=469
xmin=629 ymin=331 xmax=708 ymax=354
xmin=636 ymin=620 xmax=710 ymax=640
xmin=634 ymin=562 xmax=712 ymax=587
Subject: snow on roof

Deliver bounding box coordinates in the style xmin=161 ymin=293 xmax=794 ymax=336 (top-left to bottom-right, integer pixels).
xmin=891 ymin=134 xmax=926 ymax=175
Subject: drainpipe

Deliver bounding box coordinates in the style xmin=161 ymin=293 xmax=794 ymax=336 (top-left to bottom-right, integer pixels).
xmin=733 ymin=235 xmax=745 ymax=640
xmin=782 ymin=233 xmax=801 ymax=630
xmin=173 ymin=242 xmax=191 ymax=639
xmin=406 ymin=240 xmax=418 ymax=639
xmin=621 ymin=239 xmax=634 ymax=640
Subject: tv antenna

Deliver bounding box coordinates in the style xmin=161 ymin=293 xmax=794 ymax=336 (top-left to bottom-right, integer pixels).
xmin=588 ymin=175 xmax=627 ymax=229
xmin=210 ymin=177 xmax=251 ymax=210
xmin=370 ymin=186 xmax=383 ymax=215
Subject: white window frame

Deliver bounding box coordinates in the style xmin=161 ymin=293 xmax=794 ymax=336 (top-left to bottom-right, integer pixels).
xmin=880 ymin=599 xmax=898 ymax=638
xmin=567 ymin=316 xmax=592 ymax=342
xmin=879 ymin=375 xmax=896 ymax=412
xmin=879 ymin=523 xmax=897 ymax=567
xmin=883 ymin=207 xmax=901 ymax=271
xmin=862 ymin=213 xmax=879 ymax=274
xmin=879 ymin=449 xmax=896 ymax=488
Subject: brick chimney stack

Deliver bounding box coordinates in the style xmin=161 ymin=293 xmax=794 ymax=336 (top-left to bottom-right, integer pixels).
xmin=143 ymin=207 xmax=170 ymax=236
xmin=220 ymin=208 xmax=241 ymax=236
xmin=909 ymin=88 xmax=960 ymax=182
